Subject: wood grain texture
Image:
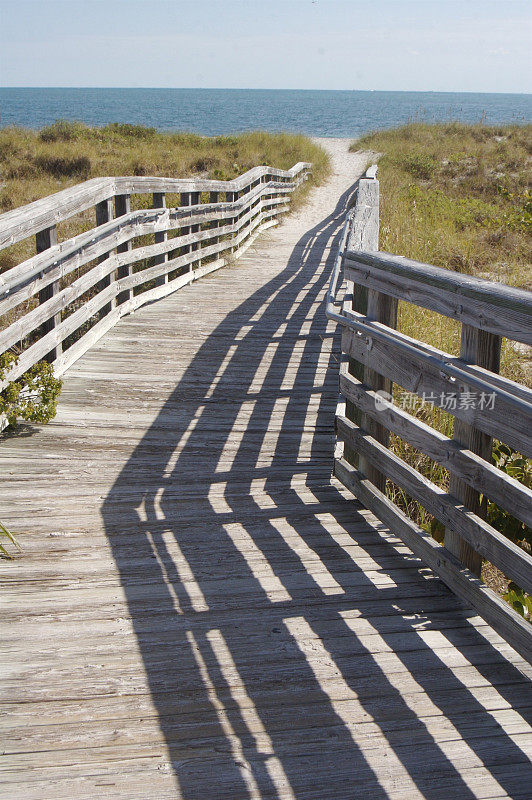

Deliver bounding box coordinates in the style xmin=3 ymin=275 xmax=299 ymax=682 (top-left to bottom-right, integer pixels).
xmin=340 ymin=322 xmax=532 ymax=457
xmin=1 ymin=143 xmax=531 ymax=800
xmin=35 ymin=225 xmax=60 ymax=363
xmin=0 ymin=164 xmax=310 ymax=249
xmin=445 ymin=326 xmax=502 ymax=574
xmin=338 ymin=371 xmax=532 ymax=528
xmin=334 ymin=457 xmax=532 ymax=665
xmin=0 ymin=182 xmax=292 ymax=303
xmin=336 ymin=415 xmax=532 ymax=594
xmin=0 ymin=177 xmax=303 ymax=392
xmin=344 ymin=251 xmax=532 ymax=345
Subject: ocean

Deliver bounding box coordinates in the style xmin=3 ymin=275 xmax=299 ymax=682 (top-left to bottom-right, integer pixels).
xmin=0 ymin=88 xmax=530 ymax=137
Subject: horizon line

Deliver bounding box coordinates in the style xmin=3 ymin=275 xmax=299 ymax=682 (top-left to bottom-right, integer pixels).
xmin=1 ymin=86 xmax=531 ymax=96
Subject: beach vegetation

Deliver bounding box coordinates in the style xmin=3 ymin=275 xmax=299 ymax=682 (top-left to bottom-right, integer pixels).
xmin=0 ymin=124 xmax=330 ymax=274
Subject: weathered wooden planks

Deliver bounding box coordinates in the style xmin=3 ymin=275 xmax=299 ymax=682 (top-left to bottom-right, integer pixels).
xmin=339 ymin=371 xmax=532 ymax=527
xmin=334 ymin=457 xmax=532 ymax=664
xmin=336 ymin=414 xmax=532 ymax=595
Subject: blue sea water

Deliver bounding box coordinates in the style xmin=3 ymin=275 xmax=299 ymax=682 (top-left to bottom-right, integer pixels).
xmin=0 ymin=88 xmax=530 ymax=137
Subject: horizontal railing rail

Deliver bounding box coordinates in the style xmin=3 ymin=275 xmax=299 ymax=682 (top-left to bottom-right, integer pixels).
xmin=327 ymin=165 xmax=532 ymax=664
xmin=0 ymin=161 xmax=311 ymax=395
xmin=0 ymin=164 xmax=310 ymax=248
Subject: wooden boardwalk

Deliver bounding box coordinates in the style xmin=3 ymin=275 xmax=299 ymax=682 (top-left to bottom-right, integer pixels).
xmin=1 ymin=141 xmax=531 ymax=799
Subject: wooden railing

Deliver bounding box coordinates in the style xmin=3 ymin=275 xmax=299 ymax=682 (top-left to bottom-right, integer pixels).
xmin=327 ymin=166 xmax=532 ymax=663
xmin=0 ymin=162 xmax=311 ymax=391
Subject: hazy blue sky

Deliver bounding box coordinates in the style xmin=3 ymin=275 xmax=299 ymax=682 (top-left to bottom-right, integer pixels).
xmin=0 ymin=0 xmax=530 ymax=93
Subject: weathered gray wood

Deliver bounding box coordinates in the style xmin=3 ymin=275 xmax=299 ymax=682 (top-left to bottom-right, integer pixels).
xmin=36 ymin=225 xmax=60 ymax=363
xmin=336 ymin=415 xmax=532 ymax=593
xmin=209 ymin=191 xmax=220 ymax=245
xmin=190 ymin=191 xmax=200 ymax=257
xmin=0 ymin=184 xmax=290 ymax=303
xmin=0 ymin=164 xmax=310 ymax=249
xmin=334 ymin=457 xmax=532 ymax=664
xmin=0 ymin=177 xmax=115 ymax=250
xmin=1 ymin=283 xmax=119 ymax=388
xmin=341 ymin=322 xmax=532 ymax=457
xmin=114 ymin=194 xmax=133 ymax=305
xmin=95 ymin=198 xmax=115 ymax=319
xmin=330 ymin=159 xmax=532 ymax=667
xmin=339 ymin=371 xmax=532 ymax=528
xmin=352 ymin=177 xmax=398 ymax=491
xmin=0 ymin=189 xmax=294 ymax=390
xmin=179 ymin=192 xmax=192 ymax=260
xmin=0 ymin=256 xmax=118 ymax=355
xmin=445 ymin=326 xmax=502 ymax=575
xmin=362 ymin=287 xmax=398 ymax=491
xmin=344 ymin=178 xmax=380 ymax=470
xmin=152 ymin=192 xmax=168 ymax=287
xmin=1 ymin=205 xmax=283 ymax=392
xmin=344 ymin=252 xmax=532 ymax=345
xmin=225 ymin=191 xmax=237 ymax=253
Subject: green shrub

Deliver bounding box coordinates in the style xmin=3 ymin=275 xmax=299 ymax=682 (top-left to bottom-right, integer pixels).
xmin=504 ymin=583 xmax=532 ymax=619
xmin=0 ymin=352 xmax=62 ymax=428
xmin=393 ymin=152 xmax=437 ymax=180
xmin=489 ymin=442 xmax=532 ymax=551
xmin=102 ymin=123 xmax=157 ymax=139
xmin=39 ymin=119 xmax=88 ymax=142
xmin=33 ymin=154 xmax=91 ymax=178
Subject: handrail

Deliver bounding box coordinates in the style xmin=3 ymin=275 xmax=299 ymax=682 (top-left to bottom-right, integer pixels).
xmin=0 ymin=179 xmax=293 ymax=296
xmin=0 ymin=161 xmax=311 ymax=395
xmin=0 ymin=163 xmax=311 ymax=249
xmin=327 ymin=164 xmax=532 ymax=665
xmin=326 ymin=163 xmax=379 ymax=321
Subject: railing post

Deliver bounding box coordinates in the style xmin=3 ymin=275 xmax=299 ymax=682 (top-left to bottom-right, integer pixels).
xmin=114 ymin=194 xmax=132 ymax=306
xmin=152 ymin=192 xmax=168 ymax=286
xmin=95 ymin=198 xmax=114 ymax=318
xmin=180 ymin=192 xmax=192 ymax=270
xmin=346 ymin=174 xmax=397 ymax=491
xmin=444 ymin=326 xmax=502 ymax=575
xmin=362 ymin=289 xmax=398 ymax=491
xmin=210 ymin=191 xmax=219 ymax=245
xmin=190 ymin=192 xmax=200 ymax=264
xmin=36 ymin=225 xmax=60 ymax=363
xmin=226 ymin=190 xmax=236 ymax=253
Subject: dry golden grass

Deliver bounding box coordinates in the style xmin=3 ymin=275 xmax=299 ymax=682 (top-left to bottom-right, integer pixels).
xmin=0 ymin=122 xmax=330 ymax=274
xmin=352 ymin=122 xmax=532 ymax=384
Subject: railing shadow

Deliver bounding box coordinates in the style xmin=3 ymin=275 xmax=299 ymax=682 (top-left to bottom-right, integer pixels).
xmin=101 ymin=186 xmax=531 ymax=799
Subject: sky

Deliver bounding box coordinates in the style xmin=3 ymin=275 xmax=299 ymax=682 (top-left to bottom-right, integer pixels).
xmin=0 ymin=0 xmax=530 ymax=94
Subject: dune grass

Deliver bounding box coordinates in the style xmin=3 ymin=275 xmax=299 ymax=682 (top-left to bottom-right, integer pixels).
xmin=351 ymin=122 xmax=531 ymax=604
xmin=352 ymin=122 xmax=531 ymax=385
xmin=352 ymin=122 xmax=531 ymax=383
xmin=353 ymin=122 xmax=531 ymax=285
xmin=0 ymin=121 xmax=330 ymax=273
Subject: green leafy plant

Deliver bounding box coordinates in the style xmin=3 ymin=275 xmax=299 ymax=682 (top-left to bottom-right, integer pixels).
xmin=0 ymin=352 xmax=62 ymax=428
xmin=504 ymin=582 xmax=532 ymax=619
xmin=393 ymin=152 xmax=437 ymax=180
xmin=489 ymin=441 xmax=532 ymax=551
xmin=0 ymin=520 xmax=20 ymax=559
